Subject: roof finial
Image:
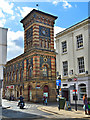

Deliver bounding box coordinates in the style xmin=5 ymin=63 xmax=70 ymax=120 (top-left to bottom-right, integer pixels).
xmin=36 ymin=4 xmax=39 ymax=10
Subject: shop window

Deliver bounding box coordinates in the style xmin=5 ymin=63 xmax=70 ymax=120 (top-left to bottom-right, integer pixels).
xmin=78 ymin=84 xmax=86 ymax=100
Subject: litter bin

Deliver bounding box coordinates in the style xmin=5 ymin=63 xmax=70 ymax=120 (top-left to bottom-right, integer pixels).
xmin=58 ymin=97 xmax=66 ymax=109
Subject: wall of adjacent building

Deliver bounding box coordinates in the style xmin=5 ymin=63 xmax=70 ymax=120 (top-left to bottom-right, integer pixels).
xmin=55 ymin=18 xmax=90 ymax=104
xmin=56 ymin=21 xmax=89 ymax=79
xmin=0 ymin=27 xmax=7 ymax=108
xmin=0 ymin=28 xmax=7 ymax=79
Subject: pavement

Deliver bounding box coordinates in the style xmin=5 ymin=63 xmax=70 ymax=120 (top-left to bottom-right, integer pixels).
xmin=38 ymin=104 xmax=90 ymax=119
xmin=2 ymin=99 xmax=90 ymax=119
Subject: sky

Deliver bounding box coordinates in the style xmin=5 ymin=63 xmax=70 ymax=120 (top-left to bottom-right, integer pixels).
xmin=0 ymin=0 xmax=89 ymax=61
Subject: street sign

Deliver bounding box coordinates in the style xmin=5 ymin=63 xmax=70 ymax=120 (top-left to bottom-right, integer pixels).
xmin=72 ymin=90 xmax=77 ymax=94
xmin=73 ymin=78 xmax=77 ymax=81
xmin=56 ymin=79 xmax=61 ymax=86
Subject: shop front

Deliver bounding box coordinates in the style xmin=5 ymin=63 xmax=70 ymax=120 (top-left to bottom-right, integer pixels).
xmin=5 ymin=85 xmax=14 ymax=99
xmin=61 ymin=77 xmax=88 ymax=105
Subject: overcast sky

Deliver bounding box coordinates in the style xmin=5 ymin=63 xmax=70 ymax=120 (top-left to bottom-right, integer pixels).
xmin=0 ymin=0 xmax=88 ymax=61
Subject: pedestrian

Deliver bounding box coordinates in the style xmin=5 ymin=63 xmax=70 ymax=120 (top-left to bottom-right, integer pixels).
xmin=45 ymin=97 xmax=47 ymax=105
xmin=83 ymin=94 xmax=88 ymax=115
xmin=43 ymin=96 xmax=45 ymax=105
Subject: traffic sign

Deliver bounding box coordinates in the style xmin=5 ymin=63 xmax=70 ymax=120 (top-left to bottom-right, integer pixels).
xmin=56 ymin=79 xmax=61 ymax=86
xmin=74 ymin=78 xmax=77 ymax=81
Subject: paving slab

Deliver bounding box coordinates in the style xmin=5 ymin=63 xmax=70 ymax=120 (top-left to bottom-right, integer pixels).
xmin=38 ymin=106 xmax=90 ymax=119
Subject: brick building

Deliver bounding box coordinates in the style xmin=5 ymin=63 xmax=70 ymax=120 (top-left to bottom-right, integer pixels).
xmin=3 ymin=9 xmax=57 ymax=102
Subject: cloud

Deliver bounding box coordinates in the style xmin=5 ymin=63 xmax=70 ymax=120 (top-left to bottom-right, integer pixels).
xmin=54 ymin=26 xmax=65 ymax=37
xmin=0 ymin=9 xmax=5 ymax=18
xmin=0 ymin=19 xmax=6 ymax=27
xmin=0 ymin=0 xmax=14 ymax=15
xmin=18 ymin=7 xmax=35 ymax=18
xmin=63 ymin=0 xmax=72 ymax=9
xmin=10 ymin=16 xmax=15 ymax=20
xmin=7 ymin=30 xmax=24 ymax=61
xmin=53 ymin=1 xmax=58 ymax=5
xmin=54 ymin=26 xmax=66 ymax=49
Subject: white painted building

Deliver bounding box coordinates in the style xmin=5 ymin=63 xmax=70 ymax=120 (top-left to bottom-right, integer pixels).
xmin=0 ymin=27 xmax=8 ymax=80
xmin=0 ymin=27 xmax=8 ymax=108
xmin=55 ymin=17 xmax=90 ymax=105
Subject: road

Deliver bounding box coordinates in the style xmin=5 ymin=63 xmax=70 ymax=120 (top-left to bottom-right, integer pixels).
xmin=2 ymin=99 xmax=61 ymax=120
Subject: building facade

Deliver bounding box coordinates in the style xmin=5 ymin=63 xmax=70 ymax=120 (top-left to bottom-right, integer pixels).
xmin=56 ymin=17 xmax=90 ymax=105
xmin=0 ymin=27 xmax=7 ymax=108
xmin=3 ymin=9 xmax=57 ymax=102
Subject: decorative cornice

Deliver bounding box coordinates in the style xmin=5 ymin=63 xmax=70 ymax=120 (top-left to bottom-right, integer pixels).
xmin=56 ymin=18 xmax=90 ymax=39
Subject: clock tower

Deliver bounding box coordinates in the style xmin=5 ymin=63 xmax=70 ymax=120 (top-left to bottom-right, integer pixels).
xmin=20 ymin=9 xmax=57 ymax=102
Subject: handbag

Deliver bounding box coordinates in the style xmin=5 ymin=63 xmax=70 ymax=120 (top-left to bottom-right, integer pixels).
xmin=83 ymin=105 xmax=85 ymax=110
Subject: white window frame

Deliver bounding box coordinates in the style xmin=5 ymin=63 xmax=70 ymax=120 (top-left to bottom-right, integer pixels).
xmin=76 ymin=34 xmax=83 ymax=49
xmin=78 ymin=57 xmax=85 ymax=74
xmin=62 ymin=41 xmax=67 ymax=53
xmin=63 ymin=61 xmax=68 ymax=76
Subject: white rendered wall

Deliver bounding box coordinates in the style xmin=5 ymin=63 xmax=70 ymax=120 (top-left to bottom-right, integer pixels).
xmin=56 ymin=23 xmax=89 ymax=78
xmin=0 ymin=27 xmax=7 ymax=79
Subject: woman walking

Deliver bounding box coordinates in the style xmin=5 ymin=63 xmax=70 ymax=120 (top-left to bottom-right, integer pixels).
xmin=83 ymin=94 xmax=88 ymax=114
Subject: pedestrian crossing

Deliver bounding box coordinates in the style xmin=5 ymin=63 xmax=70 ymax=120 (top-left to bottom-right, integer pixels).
xmin=25 ymin=104 xmax=40 ymax=109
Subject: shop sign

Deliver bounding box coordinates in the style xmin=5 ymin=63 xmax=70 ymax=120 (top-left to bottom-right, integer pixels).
xmin=36 ymin=85 xmax=40 ymax=89
xmin=56 ymin=79 xmax=61 ymax=86
xmin=6 ymin=85 xmax=14 ymax=89
xmin=73 ymin=78 xmax=77 ymax=81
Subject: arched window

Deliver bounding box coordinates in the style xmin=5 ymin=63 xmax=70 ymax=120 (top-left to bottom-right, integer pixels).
xmin=78 ymin=84 xmax=86 ymax=100
xmin=29 ymin=66 xmax=32 ymax=77
xmin=16 ymin=70 xmax=19 ymax=82
xmin=43 ymin=65 xmax=48 ymax=77
xmin=10 ymin=72 xmax=12 ymax=82
xmin=13 ymin=71 xmax=15 ymax=81
xmin=7 ymin=73 xmax=9 ymax=83
xmin=20 ymin=69 xmax=23 ymax=82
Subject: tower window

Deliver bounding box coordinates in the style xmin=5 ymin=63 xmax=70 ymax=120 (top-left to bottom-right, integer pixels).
xmin=43 ymin=66 xmax=48 ymax=77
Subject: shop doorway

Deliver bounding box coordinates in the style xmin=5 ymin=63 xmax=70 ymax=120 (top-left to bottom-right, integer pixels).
xmin=62 ymin=89 xmax=69 ymax=101
xmin=43 ymin=85 xmax=49 ymax=98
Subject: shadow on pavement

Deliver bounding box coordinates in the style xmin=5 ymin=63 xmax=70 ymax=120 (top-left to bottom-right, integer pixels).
xmin=2 ymin=107 xmax=46 ymax=119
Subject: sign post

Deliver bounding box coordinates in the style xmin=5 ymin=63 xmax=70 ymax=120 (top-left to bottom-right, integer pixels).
xmin=74 ymin=83 xmax=77 ymax=111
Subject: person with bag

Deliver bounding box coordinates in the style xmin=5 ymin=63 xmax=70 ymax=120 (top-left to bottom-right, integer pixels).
xmin=83 ymin=94 xmax=88 ymax=115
